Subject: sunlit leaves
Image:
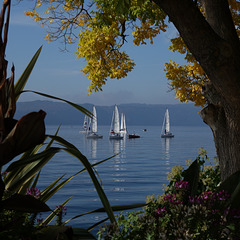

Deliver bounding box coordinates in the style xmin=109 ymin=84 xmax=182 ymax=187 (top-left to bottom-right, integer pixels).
xmin=77 ymin=20 xmax=135 ymax=93
xmin=24 ymin=0 xmax=240 ymax=106
xmin=132 ymin=19 xmax=167 ymax=45
xmin=165 ymin=60 xmax=206 ymax=107
xmin=165 ymin=35 xmax=208 ymax=107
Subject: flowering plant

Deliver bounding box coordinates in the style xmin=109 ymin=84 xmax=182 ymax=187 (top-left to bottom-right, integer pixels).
xmin=98 ymin=150 xmax=240 ymax=239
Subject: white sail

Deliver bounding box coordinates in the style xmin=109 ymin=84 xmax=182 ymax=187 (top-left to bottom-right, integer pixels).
xmin=113 ymin=105 xmax=120 ymax=133
xmin=165 ymin=108 xmax=170 ymax=133
xmin=92 ymin=106 xmax=97 ymax=133
xmin=120 ymin=113 xmax=127 ymax=134
xmin=120 ymin=113 xmax=124 ymax=131
xmin=83 ymin=115 xmax=88 ymax=131
xmin=161 ymin=108 xmax=174 ymax=138
xmin=86 ymin=106 xmax=102 ymax=139
xmin=79 ymin=115 xmax=89 ymax=133
xmin=109 ymin=105 xmax=123 ymax=139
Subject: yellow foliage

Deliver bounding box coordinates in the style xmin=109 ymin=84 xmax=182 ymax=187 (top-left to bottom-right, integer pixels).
xmin=44 ymin=33 xmax=53 ymax=42
xmin=23 ymin=0 xmax=240 ymax=102
xmin=164 ymin=60 xmax=207 ymax=107
xmin=132 ymin=19 xmax=167 ymax=45
xmin=77 ymin=20 xmax=135 ymax=93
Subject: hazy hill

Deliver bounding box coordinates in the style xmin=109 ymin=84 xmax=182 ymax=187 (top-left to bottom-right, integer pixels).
xmin=15 ymin=101 xmax=206 ymax=126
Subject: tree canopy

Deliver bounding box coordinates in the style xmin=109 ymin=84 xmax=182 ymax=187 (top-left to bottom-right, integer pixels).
xmin=23 ymin=0 xmax=217 ymax=105
xmin=23 ymin=1 xmax=240 ymax=105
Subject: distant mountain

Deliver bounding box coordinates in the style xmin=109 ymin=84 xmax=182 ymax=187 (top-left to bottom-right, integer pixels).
xmin=15 ymin=101 xmax=206 ymax=126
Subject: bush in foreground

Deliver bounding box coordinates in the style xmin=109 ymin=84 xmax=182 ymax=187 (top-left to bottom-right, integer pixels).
xmin=98 ymin=149 xmax=240 ymax=239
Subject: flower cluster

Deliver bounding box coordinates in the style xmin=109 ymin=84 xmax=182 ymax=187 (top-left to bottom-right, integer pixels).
xmin=98 ymin=153 xmax=240 ymax=239
xmin=26 ymin=188 xmax=41 ymax=199
xmin=56 ymin=205 xmax=67 ymax=216
xmin=189 ymin=189 xmax=230 ymax=206
xmin=163 ymin=193 xmax=183 ymax=204
xmin=174 ymin=180 xmax=189 ymax=190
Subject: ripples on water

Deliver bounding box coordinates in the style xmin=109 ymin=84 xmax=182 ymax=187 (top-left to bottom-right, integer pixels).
xmin=38 ymin=125 xmax=216 ymax=233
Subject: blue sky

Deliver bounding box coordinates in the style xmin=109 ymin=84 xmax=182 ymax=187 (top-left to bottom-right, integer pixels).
xmin=6 ymin=1 xmax=186 ymax=106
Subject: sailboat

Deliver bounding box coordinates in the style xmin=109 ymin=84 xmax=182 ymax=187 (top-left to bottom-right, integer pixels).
xmin=161 ymin=108 xmax=174 ymax=138
xmin=86 ymin=106 xmax=103 ymax=139
xmin=109 ymin=105 xmax=123 ymax=140
xmin=79 ymin=115 xmax=89 ymax=133
xmin=120 ymin=113 xmax=127 ymax=135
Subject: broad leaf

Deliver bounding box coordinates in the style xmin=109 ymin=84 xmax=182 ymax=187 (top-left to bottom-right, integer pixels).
xmin=35 ymin=225 xmax=74 ymax=240
xmin=182 ymin=159 xmax=200 ymax=196
xmin=2 ymin=193 xmax=51 ymax=212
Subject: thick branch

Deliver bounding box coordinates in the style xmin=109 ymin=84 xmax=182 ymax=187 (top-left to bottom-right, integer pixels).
xmin=154 ymin=0 xmax=240 ymax=104
xmin=203 ymin=0 xmax=239 ymax=48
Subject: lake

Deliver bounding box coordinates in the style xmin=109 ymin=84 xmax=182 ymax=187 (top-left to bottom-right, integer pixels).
xmin=37 ymin=125 xmax=216 ymax=234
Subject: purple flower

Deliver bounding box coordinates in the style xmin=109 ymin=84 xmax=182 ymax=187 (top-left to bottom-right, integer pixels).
xmin=163 ymin=194 xmax=182 ymax=204
xmin=216 ymin=190 xmax=231 ymax=201
xmin=26 ymin=188 xmax=41 ymax=199
xmin=56 ymin=205 xmax=67 ymax=216
xmin=175 ymin=180 xmax=189 ymax=190
xmin=154 ymin=207 xmax=166 ymax=218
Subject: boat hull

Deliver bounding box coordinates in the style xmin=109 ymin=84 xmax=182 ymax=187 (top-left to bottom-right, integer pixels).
xmin=86 ymin=133 xmax=103 ymax=139
xmin=109 ymin=134 xmax=123 ymax=140
xmin=128 ymin=134 xmax=140 ymax=139
xmin=161 ymin=133 xmax=174 ymax=138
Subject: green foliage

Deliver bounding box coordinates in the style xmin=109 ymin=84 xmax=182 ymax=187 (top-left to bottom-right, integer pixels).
xmin=98 ymin=150 xmax=240 ymax=240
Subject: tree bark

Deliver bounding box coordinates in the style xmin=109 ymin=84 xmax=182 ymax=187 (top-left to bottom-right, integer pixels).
xmin=154 ymin=0 xmax=240 ymax=180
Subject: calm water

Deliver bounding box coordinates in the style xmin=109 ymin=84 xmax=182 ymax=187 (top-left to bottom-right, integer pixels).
xmin=37 ymin=125 xmax=216 ymax=233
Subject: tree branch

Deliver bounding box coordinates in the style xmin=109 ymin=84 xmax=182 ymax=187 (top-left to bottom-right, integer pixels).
xmin=154 ymin=0 xmax=240 ymax=103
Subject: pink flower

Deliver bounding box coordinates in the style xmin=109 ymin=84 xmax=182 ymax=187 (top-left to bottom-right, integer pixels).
xmin=174 ymin=180 xmax=189 ymax=190
xmin=26 ymin=188 xmax=41 ymax=199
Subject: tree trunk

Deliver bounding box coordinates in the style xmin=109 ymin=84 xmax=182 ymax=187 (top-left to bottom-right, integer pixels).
xmin=154 ymin=0 xmax=240 ymax=180
xmin=200 ymin=84 xmax=240 ymax=181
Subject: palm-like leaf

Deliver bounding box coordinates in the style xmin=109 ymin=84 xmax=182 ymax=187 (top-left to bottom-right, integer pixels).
xmin=47 ymin=135 xmax=116 ymax=223
xmin=14 ymin=46 xmax=42 ymax=101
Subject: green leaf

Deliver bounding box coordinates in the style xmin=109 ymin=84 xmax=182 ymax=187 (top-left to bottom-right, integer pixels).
xmin=5 ymin=147 xmax=60 ymax=192
xmin=20 ymin=90 xmax=92 ymax=117
xmin=14 ymin=46 xmax=42 ymax=101
xmin=2 ymin=193 xmax=51 ymax=212
xmin=40 ymin=175 xmax=66 ymax=202
xmin=6 ymin=147 xmax=60 ymax=172
xmin=47 ymin=135 xmax=116 ymax=223
xmin=40 ymin=175 xmax=75 ymax=203
xmin=64 ymin=203 xmax=146 ymax=225
xmin=41 ymin=197 xmax=72 ymax=226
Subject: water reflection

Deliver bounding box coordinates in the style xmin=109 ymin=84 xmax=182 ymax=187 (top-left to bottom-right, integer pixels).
xmin=109 ymin=138 xmax=127 ymax=192
xmin=110 ymin=137 xmax=126 ymax=159
xmin=84 ymin=136 xmax=100 ymax=159
xmin=91 ymin=139 xmax=97 ymax=158
xmin=161 ymin=138 xmax=171 ymax=163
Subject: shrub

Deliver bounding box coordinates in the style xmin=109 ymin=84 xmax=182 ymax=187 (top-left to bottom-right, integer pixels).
xmin=98 ymin=150 xmax=240 ymax=240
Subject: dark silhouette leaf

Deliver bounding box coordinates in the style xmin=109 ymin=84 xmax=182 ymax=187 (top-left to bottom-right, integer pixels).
xmin=2 ymin=193 xmax=51 ymax=212
xmin=182 ymin=159 xmax=200 ymax=196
